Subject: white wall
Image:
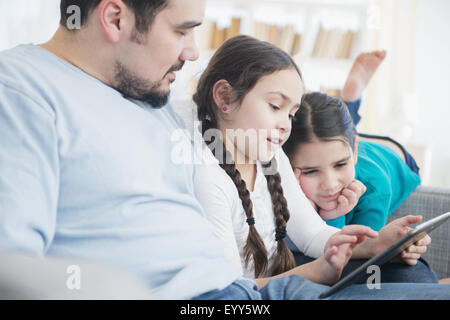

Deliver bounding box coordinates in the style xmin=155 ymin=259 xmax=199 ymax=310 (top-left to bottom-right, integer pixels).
xmin=356 ymin=0 xmax=450 ymax=187
xmin=414 ymin=0 xmax=450 ymax=187
xmin=0 ymin=0 xmax=60 ymax=50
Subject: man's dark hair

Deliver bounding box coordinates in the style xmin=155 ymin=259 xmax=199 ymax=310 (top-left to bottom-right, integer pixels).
xmin=60 ymin=0 xmax=170 ymax=33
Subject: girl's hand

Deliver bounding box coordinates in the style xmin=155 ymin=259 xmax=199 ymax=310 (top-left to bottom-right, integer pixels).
xmin=371 ymin=215 xmax=430 ymax=265
xmin=321 ymin=225 xmax=378 ymax=284
xmin=319 ymin=179 xmax=367 ymax=221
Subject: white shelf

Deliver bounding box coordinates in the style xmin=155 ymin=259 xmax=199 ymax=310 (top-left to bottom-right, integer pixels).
xmin=171 ymin=0 xmax=374 ymax=103
xmin=206 ymin=0 xmax=366 ymax=9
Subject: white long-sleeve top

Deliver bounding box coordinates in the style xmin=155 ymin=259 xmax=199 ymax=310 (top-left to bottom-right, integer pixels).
xmin=194 ymin=148 xmax=340 ymax=278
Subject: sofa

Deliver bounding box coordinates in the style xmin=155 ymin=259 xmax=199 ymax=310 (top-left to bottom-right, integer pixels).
xmin=0 ymin=251 xmax=153 ymax=299
xmin=389 ymin=185 xmax=450 ymax=279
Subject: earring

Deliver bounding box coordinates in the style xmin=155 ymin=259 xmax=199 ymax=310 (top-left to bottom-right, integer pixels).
xmin=222 ymin=106 xmax=228 ymax=112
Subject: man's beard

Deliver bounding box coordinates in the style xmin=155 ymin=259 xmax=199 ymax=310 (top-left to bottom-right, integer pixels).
xmin=113 ymin=61 xmax=184 ymax=109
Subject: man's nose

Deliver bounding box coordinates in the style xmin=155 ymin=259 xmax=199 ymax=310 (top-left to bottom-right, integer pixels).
xmin=180 ymin=34 xmax=200 ymax=62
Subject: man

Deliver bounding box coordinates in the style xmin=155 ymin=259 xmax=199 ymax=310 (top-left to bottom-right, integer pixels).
xmin=0 ymin=0 xmax=238 ymax=299
xmin=0 ymin=0 xmax=447 ymax=300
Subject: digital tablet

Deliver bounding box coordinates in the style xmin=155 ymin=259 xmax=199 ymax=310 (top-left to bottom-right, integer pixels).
xmin=319 ymin=212 xmax=450 ymax=299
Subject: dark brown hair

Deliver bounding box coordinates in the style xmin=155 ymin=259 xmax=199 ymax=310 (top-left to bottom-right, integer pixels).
xmin=193 ymin=35 xmax=303 ymax=277
xmin=59 ymin=0 xmax=170 ymax=33
xmin=283 ymin=92 xmax=357 ymax=160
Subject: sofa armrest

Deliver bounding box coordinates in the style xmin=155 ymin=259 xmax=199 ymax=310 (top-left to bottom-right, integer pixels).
xmin=0 ymin=250 xmax=153 ymax=299
xmin=389 ymin=186 xmax=450 ymax=279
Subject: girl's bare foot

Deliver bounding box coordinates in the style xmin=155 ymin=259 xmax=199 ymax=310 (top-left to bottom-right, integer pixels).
xmin=439 ymin=278 xmax=450 ymax=284
xmin=341 ymin=50 xmax=387 ymax=102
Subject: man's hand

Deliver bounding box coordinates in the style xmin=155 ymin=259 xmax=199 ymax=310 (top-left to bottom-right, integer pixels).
xmin=319 ymin=179 xmax=367 ymax=221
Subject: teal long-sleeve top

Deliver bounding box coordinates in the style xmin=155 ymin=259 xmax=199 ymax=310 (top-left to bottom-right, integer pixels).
xmin=326 ymin=140 xmax=421 ymax=231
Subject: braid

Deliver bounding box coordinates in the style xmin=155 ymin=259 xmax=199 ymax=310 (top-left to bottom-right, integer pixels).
xmin=262 ymin=159 xmax=296 ymax=276
xmin=220 ymin=162 xmax=269 ymax=278
xmin=201 ymin=118 xmax=294 ymax=277
xmin=200 ymin=118 xmax=269 ymax=277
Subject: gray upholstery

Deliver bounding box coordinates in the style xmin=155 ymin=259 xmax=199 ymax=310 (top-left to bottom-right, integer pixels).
xmin=0 ymin=251 xmax=153 ymax=299
xmin=389 ymin=186 xmax=450 ymax=279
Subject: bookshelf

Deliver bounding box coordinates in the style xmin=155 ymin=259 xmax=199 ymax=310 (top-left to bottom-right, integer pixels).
xmin=172 ymin=0 xmax=371 ymax=102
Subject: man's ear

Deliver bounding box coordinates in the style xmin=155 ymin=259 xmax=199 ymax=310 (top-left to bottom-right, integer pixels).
xmin=353 ymin=135 xmax=359 ymax=165
xmin=97 ymin=0 xmax=130 ymax=43
xmin=212 ymin=79 xmax=234 ymax=113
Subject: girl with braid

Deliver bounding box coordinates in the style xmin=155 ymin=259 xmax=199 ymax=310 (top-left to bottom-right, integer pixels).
xmin=192 ymin=35 xmax=436 ymax=287
xmin=192 ymin=35 xmax=376 ymax=284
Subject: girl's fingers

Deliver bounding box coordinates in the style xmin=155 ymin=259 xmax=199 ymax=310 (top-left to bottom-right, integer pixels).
xmin=401 ymin=255 xmax=419 ymax=265
xmin=336 ymin=194 xmax=349 ymax=210
xmin=415 ymin=234 xmax=431 ymax=246
xmin=325 ymin=245 xmax=349 ymax=266
xmin=341 ymin=225 xmax=378 ymax=239
xmin=347 ymin=180 xmax=367 ymax=196
xmin=396 ymin=215 xmax=422 ymax=228
xmin=401 ymin=251 xmax=421 ymax=260
xmin=328 ymin=235 xmax=358 ymax=247
xmin=340 ymin=189 xmax=356 ymax=206
xmin=402 ymin=258 xmax=418 ymax=266
xmin=324 ymin=246 xmax=338 ymax=260
xmin=406 ymin=244 xmax=427 ymax=254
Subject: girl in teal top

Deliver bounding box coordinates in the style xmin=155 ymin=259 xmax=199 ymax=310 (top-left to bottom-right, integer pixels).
xmin=283 ymin=92 xmax=421 ymax=231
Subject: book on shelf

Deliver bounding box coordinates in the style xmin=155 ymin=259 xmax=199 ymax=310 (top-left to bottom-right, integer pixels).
xmin=291 ymin=33 xmax=302 ymax=56
xmin=253 ymin=22 xmax=302 ymax=56
xmin=279 ymin=25 xmax=303 ymax=56
xmin=312 ymin=24 xmax=357 ymax=59
xmin=279 ymin=24 xmax=294 ymax=53
xmin=199 ymin=18 xmax=303 ymax=57
xmin=210 ymin=22 xmax=225 ymax=50
xmin=322 ymin=88 xmax=341 ymax=98
xmin=208 ymin=17 xmax=242 ymax=50
xmin=225 ymin=17 xmax=241 ymax=41
xmin=267 ymin=24 xmax=280 ymax=47
xmin=343 ymin=31 xmax=355 ymax=59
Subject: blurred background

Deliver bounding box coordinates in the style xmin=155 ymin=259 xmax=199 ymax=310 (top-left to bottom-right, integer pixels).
xmin=1 ymin=0 xmax=449 ymax=187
